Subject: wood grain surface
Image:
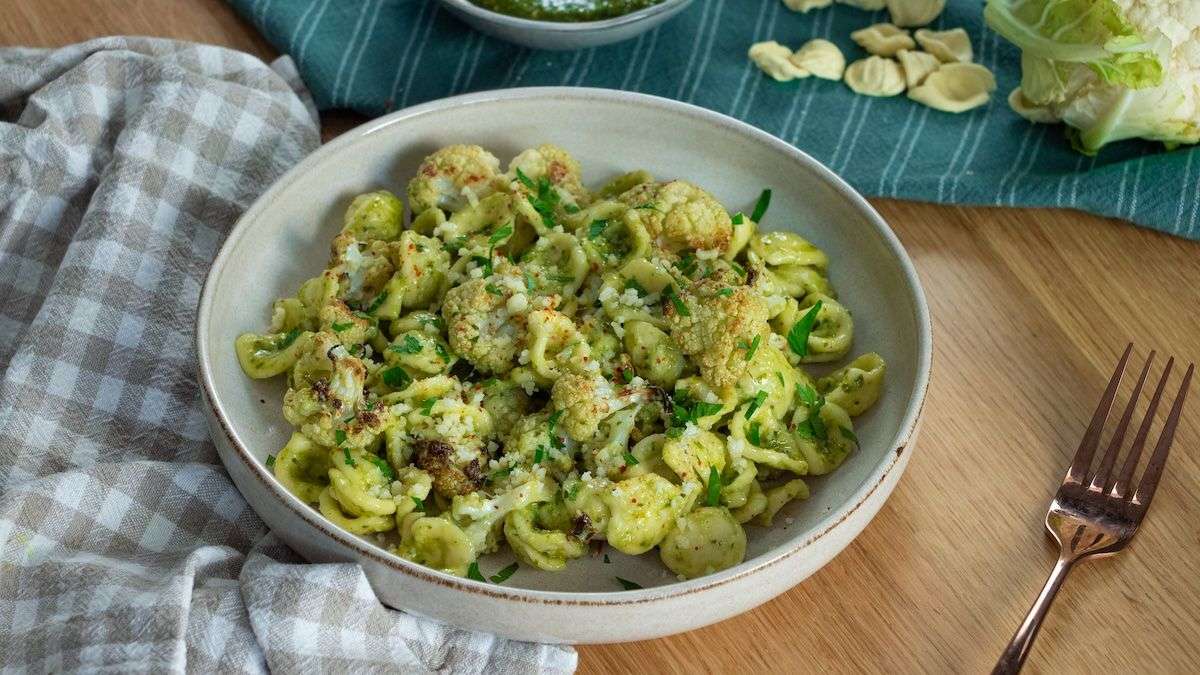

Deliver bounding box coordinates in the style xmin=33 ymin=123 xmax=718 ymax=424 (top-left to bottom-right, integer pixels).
xmin=6 ymin=2 xmax=1199 ymax=672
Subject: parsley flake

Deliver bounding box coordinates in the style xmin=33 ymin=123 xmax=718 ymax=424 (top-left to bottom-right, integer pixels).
xmin=706 ymin=465 xmax=722 ymax=507
xmin=365 ymin=291 xmax=389 ymax=314
xmin=744 ymin=390 xmax=768 ymax=420
xmin=623 ymin=452 xmax=639 ymax=466
xmin=485 ymin=283 xmax=504 ymax=296
xmin=342 ymin=447 xmax=355 ymax=467
xmin=750 ymin=188 xmax=772 ymax=223
xmin=275 ymin=328 xmax=301 ymax=350
xmin=717 ymin=287 xmax=734 ymax=298
xmin=412 ymin=496 xmax=425 ymax=512
xmin=488 ymin=223 xmax=514 ymax=246
xmin=665 ymin=286 xmax=690 ymax=316
xmin=622 ymin=278 xmax=647 ymax=298
xmin=533 ymin=446 xmax=545 ymax=464
xmin=490 ymin=562 xmax=519 ymax=584
xmin=467 ymin=562 xmax=486 ymax=582
xmin=747 ymin=422 xmax=762 ymax=446
xmin=742 ymin=334 xmax=761 ymax=361
xmin=330 ymin=321 xmax=353 ymax=332
xmin=621 ymin=368 xmax=634 ymax=384
xmin=265 ymin=454 xmax=276 ymax=469
xmin=381 ymin=366 xmax=411 ymax=390
xmin=419 ymin=397 xmax=437 ymax=415
xmin=731 ymin=212 xmax=745 ymax=225
xmin=588 ymin=219 xmax=608 ymax=239
xmin=787 ymin=300 xmax=823 ymax=358
xmin=389 ymin=335 xmax=423 ymax=354
xmin=616 ymin=576 xmax=643 ymax=590
xmin=368 ymin=455 xmax=394 ymax=481
xmin=335 ymin=429 xmax=347 ymax=446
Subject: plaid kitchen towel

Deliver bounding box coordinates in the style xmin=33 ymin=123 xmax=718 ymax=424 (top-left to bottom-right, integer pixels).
xmin=0 ymin=37 xmax=575 ymax=674
xmin=228 ymin=0 xmax=1200 ymax=240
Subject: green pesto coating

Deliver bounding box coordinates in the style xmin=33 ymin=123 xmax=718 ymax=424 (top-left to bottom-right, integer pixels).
xmin=472 ymin=0 xmax=663 ymax=22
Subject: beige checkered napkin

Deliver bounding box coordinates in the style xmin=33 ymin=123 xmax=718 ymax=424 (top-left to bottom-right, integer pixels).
xmin=0 ymin=37 xmax=575 ymax=674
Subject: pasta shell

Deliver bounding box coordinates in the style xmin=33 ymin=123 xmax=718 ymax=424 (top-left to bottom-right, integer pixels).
xmin=748 ymin=40 xmax=809 ymax=82
xmin=843 ymin=56 xmax=906 ymax=97
xmin=885 ymin=0 xmax=945 ymax=27
xmin=850 ymin=23 xmax=915 ymax=57
xmin=782 ymin=0 xmax=834 ymax=12
xmin=915 ymin=27 xmax=973 ymax=63
xmin=789 ymin=39 xmax=846 ymax=81
xmin=896 ymin=48 xmax=941 ymax=88
xmin=907 ymin=62 xmax=996 ymax=113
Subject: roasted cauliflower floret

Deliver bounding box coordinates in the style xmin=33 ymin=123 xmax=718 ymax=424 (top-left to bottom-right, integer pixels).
xmin=618 ymin=180 xmax=733 ymax=253
xmin=282 ymin=333 xmax=370 ymax=447
xmin=407 ymin=144 xmax=501 ymax=214
xmin=667 ymin=272 xmax=770 ymax=391
xmin=330 ymin=233 xmax=394 ymax=306
xmin=412 ymin=439 xmax=484 ymax=498
xmin=507 ymin=143 xmax=588 ymax=204
xmin=440 ymin=271 xmax=527 ymax=374
xmin=550 ymin=372 xmax=650 ymax=442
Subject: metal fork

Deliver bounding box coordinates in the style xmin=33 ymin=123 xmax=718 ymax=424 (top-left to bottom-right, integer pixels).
xmin=992 ymin=344 xmax=1194 ymax=674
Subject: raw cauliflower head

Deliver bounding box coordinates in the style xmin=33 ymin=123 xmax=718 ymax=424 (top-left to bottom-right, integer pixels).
xmin=986 ymin=0 xmax=1200 ymax=153
xmin=666 ymin=271 xmax=770 ymax=392
xmin=407 ymin=144 xmax=502 ymax=214
xmin=617 ymin=180 xmax=733 ymax=253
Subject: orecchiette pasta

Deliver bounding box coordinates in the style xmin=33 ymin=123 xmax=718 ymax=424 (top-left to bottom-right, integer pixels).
xmin=896 ymin=48 xmax=942 ymax=89
xmin=843 ymin=56 xmax=907 ymax=97
xmin=914 ymin=27 xmax=973 ymax=63
xmin=850 ymin=23 xmax=916 ymax=57
xmin=789 ymin=39 xmax=846 ymax=81
xmin=885 ymin=0 xmax=945 ymax=27
xmin=748 ymin=41 xmax=809 ymax=82
xmin=238 ymin=145 xmax=887 ymax=584
xmin=782 ymin=0 xmax=833 ymax=12
xmin=907 ymin=62 xmax=997 ymax=113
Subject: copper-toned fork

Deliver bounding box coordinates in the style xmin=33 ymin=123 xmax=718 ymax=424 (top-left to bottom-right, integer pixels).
xmin=993 ymin=344 xmax=1194 ymax=674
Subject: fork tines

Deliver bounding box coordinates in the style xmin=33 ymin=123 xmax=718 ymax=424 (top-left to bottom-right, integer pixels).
xmin=1065 ymin=343 xmax=1194 ymax=514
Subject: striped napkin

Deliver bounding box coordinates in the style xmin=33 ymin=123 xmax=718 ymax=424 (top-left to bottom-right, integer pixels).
xmin=228 ymin=0 xmax=1200 ymax=240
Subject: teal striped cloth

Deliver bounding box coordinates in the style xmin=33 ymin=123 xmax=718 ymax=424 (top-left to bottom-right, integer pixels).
xmin=228 ymin=0 xmax=1200 ymax=239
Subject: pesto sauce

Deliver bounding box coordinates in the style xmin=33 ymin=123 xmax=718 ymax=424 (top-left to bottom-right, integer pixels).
xmin=472 ymin=0 xmax=664 ymax=22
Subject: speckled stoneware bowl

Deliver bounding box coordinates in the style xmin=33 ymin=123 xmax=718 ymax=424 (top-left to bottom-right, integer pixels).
xmin=197 ymin=87 xmax=931 ymax=644
xmin=437 ymin=0 xmax=695 ymax=51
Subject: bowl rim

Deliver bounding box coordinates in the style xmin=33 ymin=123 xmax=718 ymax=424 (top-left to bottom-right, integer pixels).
xmin=437 ymin=0 xmax=693 ymax=32
xmin=196 ymin=86 xmax=932 ymax=607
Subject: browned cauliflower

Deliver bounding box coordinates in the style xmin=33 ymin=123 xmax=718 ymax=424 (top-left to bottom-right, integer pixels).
xmin=329 ymin=232 xmax=394 ymax=306
xmin=407 ymin=145 xmax=501 ymax=214
xmin=440 ymin=271 xmax=526 ymax=374
xmin=550 ymin=372 xmax=649 ymax=442
xmin=618 ymin=180 xmax=733 ymax=253
xmin=666 ymin=271 xmax=769 ymax=391
xmin=507 ymin=143 xmax=588 ymax=203
xmin=412 ymin=439 xmax=484 ymax=498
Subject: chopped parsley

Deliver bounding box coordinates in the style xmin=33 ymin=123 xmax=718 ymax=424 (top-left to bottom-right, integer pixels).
xmin=335 ymin=429 xmax=347 ymax=446
xmin=665 ymin=286 xmax=690 ymax=316
xmin=588 ymin=219 xmax=609 ymax=239
xmin=744 ymin=390 xmax=768 ymax=420
xmin=490 ymin=562 xmax=519 ymax=584
xmin=548 ymin=272 xmax=576 ymax=284
xmin=381 ymin=366 xmax=411 ymax=390
xmin=485 ymin=283 xmax=504 ymax=296
xmin=367 ymin=454 xmax=395 ymax=481
xmin=419 ymin=397 xmax=437 ymax=415
xmin=389 ymin=335 xmax=423 ymax=354
xmin=616 ymin=576 xmax=643 ymax=590
xmin=265 ymin=454 xmax=276 ymax=469
xmin=717 ymin=287 xmax=734 ymax=298
xmin=776 ymin=371 xmax=785 ymax=386
xmin=275 ymin=328 xmax=301 ymax=350
xmin=467 ymin=562 xmax=486 ymax=582
xmin=738 ymin=334 xmax=761 ymax=361
xmin=533 ymin=446 xmax=545 ymax=464
xmin=342 ymin=447 xmax=355 ymax=467
xmin=706 ymin=465 xmax=722 ymax=507
xmin=412 ymin=496 xmax=425 ymax=512
xmin=330 ymin=321 xmax=353 ymax=332
xmin=547 ymin=409 xmax=565 ymax=449
xmin=488 ymin=223 xmax=513 ymax=246
xmin=603 ymin=553 xmax=611 ymax=564
xmin=621 ymin=368 xmax=635 ymax=384
xmin=434 ymin=342 xmax=451 ymax=363
xmin=750 ymin=188 xmax=772 ymax=223
xmin=747 ymin=422 xmax=762 ymax=446
xmin=795 ymin=384 xmax=828 ymax=441
xmin=490 ymin=465 xmax=514 ymax=482
xmin=623 ymin=452 xmax=639 ymax=466
xmin=729 ymin=261 xmax=746 ymax=279
xmin=840 ymin=426 xmax=859 ymax=444
xmin=633 ymin=202 xmax=661 ymax=212
xmin=622 ymin=278 xmax=647 ymax=298
xmin=515 ymin=167 xmax=561 ymax=229
xmin=564 ymin=203 xmax=581 ymax=214
xmin=670 ymin=394 xmax=725 ymax=431
xmin=474 ymin=254 xmax=494 ymax=278
xmin=731 ymin=212 xmax=745 ymax=225
xmin=787 ymin=300 xmax=823 ymax=359
xmin=524 ymin=272 xmax=536 ymax=291
xmin=419 ymin=315 xmax=445 ymax=331
xmin=365 ymin=290 xmax=389 ymax=314
xmin=675 ymin=252 xmax=697 ymax=276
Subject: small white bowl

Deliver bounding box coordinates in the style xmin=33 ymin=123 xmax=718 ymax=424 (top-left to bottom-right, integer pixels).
xmin=197 ymin=87 xmax=931 ymax=644
xmin=437 ymin=0 xmax=695 ymax=51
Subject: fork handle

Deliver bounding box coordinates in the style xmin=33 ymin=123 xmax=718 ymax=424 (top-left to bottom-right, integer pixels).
xmin=992 ymin=555 xmax=1076 ymax=674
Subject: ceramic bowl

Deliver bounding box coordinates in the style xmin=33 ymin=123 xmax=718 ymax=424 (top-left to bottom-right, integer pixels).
xmin=436 ymin=0 xmax=694 ymax=51
xmin=197 ymin=87 xmax=931 ymax=644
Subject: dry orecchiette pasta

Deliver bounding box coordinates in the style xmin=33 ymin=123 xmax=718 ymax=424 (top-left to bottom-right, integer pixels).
xmin=789 ymin=39 xmax=846 ymax=81
xmin=749 ymin=41 xmax=809 ymax=82
xmin=237 ymin=144 xmax=887 ymax=585
xmin=885 ymin=0 xmax=945 ymax=27
xmin=782 ymin=0 xmax=834 ymax=11
xmin=915 ymin=27 xmax=973 ymax=63
xmin=843 ymin=56 xmax=907 ymax=97
xmin=895 ymin=48 xmax=942 ymax=89
xmin=907 ymin=62 xmax=997 ymax=113
xmin=851 ymin=23 xmax=916 ymax=57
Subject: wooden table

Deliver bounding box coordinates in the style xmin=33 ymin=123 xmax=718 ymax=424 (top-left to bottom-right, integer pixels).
xmin=8 ymin=2 xmax=1199 ymax=672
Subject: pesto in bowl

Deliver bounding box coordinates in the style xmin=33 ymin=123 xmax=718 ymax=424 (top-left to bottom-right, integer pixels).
xmin=472 ymin=0 xmax=664 ymax=22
